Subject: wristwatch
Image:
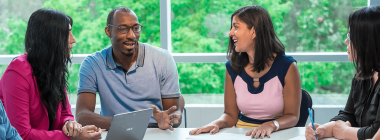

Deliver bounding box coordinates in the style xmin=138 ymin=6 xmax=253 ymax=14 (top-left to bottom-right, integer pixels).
xmin=273 ymin=120 xmax=280 ymax=131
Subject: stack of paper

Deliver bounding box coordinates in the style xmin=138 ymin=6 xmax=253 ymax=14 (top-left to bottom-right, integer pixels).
xmin=186 ymin=133 xmax=252 ymax=140
xmin=289 ymin=135 xmax=338 ymax=140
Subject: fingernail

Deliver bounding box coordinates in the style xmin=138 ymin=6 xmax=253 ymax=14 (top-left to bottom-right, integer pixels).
xmin=66 ymin=133 xmax=69 ymax=136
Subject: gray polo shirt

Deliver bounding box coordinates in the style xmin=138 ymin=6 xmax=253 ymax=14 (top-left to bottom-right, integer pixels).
xmin=78 ymin=42 xmax=181 ymax=123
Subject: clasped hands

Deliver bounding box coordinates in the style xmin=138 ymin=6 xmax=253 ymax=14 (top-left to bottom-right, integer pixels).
xmin=306 ymin=120 xmax=351 ymax=140
xmin=63 ymin=105 xmax=181 ymax=139
xmin=62 ymin=120 xmax=102 ymax=140
xmin=63 ymin=105 xmax=180 ymax=140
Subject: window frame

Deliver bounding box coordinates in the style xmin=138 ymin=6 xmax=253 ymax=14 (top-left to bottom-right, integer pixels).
xmin=0 ymin=0 xmax=374 ymax=64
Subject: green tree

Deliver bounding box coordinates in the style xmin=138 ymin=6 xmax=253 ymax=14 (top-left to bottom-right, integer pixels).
xmin=0 ymin=0 xmax=367 ymax=95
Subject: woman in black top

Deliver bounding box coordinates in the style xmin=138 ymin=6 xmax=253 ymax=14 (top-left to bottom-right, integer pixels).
xmin=305 ymin=6 xmax=380 ymax=140
xmin=374 ymin=129 xmax=380 ymax=140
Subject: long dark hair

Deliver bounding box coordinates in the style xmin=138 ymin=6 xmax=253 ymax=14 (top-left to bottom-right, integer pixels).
xmin=24 ymin=9 xmax=72 ymax=130
xmin=227 ymin=5 xmax=285 ymax=73
xmin=348 ymin=6 xmax=380 ymax=79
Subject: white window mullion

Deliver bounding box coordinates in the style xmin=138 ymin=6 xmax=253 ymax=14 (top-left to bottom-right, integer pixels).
xmin=369 ymin=0 xmax=380 ymax=6
xmin=160 ymin=0 xmax=172 ymax=53
xmin=0 ymin=53 xmax=350 ymax=64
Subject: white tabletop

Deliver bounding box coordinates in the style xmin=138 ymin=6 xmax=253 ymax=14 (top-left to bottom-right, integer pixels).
xmin=100 ymin=127 xmax=336 ymax=140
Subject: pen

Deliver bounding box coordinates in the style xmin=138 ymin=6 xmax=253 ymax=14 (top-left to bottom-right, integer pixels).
xmin=87 ymin=129 xmax=106 ymax=133
xmin=308 ymin=108 xmax=317 ymax=140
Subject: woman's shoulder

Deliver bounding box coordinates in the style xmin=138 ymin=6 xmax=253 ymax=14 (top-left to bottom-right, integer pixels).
xmin=226 ymin=60 xmax=231 ymax=67
xmin=6 ymin=53 xmax=33 ymax=76
xmin=272 ymin=53 xmax=297 ymax=72
xmin=225 ymin=60 xmax=237 ymax=74
xmin=276 ymin=53 xmax=296 ymax=64
xmin=269 ymin=54 xmax=297 ymax=86
xmin=0 ymin=54 xmax=33 ymax=91
xmin=225 ymin=60 xmax=240 ymax=80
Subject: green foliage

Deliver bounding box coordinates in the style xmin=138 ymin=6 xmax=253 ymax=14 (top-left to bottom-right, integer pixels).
xmin=0 ymin=0 xmax=367 ymax=95
xmin=298 ymin=62 xmax=355 ymax=93
xmin=177 ymin=63 xmax=225 ymax=94
xmin=0 ymin=18 xmax=27 ymax=55
xmin=280 ymin=0 xmax=365 ymax=94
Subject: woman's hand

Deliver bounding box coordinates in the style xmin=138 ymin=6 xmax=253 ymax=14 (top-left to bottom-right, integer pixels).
xmin=332 ymin=120 xmax=351 ymax=139
xmin=189 ymin=121 xmax=226 ymax=135
xmin=62 ymin=120 xmax=82 ymax=138
xmin=71 ymin=125 xmax=102 ymax=140
xmin=245 ymin=121 xmax=276 ymax=139
xmin=305 ymin=123 xmax=326 ymax=140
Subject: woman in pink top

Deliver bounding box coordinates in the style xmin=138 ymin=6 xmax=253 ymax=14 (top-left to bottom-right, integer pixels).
xmin=190 ymin=5 xmax=301 ymax=139
xmin=0 ymin=9 xmax=102 ymax=140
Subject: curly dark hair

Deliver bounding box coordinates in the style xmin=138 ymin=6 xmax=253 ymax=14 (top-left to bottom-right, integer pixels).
xmin=24 ymin=8 xmax=72 ymax=130
xmin=227 ymin=5 xmax=285 ymax=73
xmin=348 ymin=6 xmax=380 ymax=79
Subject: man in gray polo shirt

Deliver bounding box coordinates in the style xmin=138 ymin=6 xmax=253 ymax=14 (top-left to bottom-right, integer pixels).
xmin=75 ymin=6 xmax=184 ymax=130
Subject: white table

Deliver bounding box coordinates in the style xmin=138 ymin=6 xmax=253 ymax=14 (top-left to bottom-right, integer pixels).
xmin=100 ymin=127 xmax=336 ymax=140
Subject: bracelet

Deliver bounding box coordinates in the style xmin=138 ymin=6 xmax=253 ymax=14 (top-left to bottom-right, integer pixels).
xmin=273 ymin=120 xmax=279 ymax=131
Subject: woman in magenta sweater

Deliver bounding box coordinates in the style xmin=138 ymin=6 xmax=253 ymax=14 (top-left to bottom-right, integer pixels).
xmin=0 ymin=9 xmax=102 ymax=140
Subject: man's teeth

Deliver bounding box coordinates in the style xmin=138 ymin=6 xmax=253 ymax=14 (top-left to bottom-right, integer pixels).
xmin=234 ymin=40 xmax=237 ymax=42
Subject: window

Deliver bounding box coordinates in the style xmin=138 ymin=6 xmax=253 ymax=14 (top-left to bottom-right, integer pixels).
xmin=0 ymin=0 xmax=160 ymax=105
xmin=171 ymin=0 xmax=366 ymax=53
xmin=0 ymin=0 xmax=370 ymax=105
xmin=0 ymin=0 xmax=161 ymax=56
xmin=170 ymin=0 xmax=366 ymax=105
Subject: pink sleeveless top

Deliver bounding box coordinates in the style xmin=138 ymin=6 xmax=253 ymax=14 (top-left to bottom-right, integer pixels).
xmin=226 ymin=54 xmax=296 ymax=124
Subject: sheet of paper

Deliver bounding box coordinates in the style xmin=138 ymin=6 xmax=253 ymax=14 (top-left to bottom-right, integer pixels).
xmin=186 ymin=133 xmax=252 ymax=140
xmin=289 ymin=135 xmax=337 ymax=140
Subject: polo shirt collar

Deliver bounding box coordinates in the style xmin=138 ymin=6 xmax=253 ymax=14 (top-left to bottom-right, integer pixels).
xmin=106 ymin=42 xmax=145 ymax=69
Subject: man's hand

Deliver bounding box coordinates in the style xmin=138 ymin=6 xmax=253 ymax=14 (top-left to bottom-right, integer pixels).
xmin=151 ymin=105 xmax=181 ymax=131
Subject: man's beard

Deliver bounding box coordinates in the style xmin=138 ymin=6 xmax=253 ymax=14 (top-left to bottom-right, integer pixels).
xmin=122 ymin=51 xmax=134 ymax=57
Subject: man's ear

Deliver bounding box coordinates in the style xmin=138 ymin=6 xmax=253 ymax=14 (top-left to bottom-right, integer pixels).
xmin=105 ymin=26 xmax=112 ymax=38
xmin=250 ymin=26 xmax=256 ymax=40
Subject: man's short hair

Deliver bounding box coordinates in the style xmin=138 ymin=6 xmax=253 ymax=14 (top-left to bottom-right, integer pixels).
xmin=107 ymin=6 xmax=132 ymax=26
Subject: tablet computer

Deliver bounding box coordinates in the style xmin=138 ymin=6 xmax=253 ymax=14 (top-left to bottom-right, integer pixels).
xmin=105 ymin=108 xmax=153 ymax=140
